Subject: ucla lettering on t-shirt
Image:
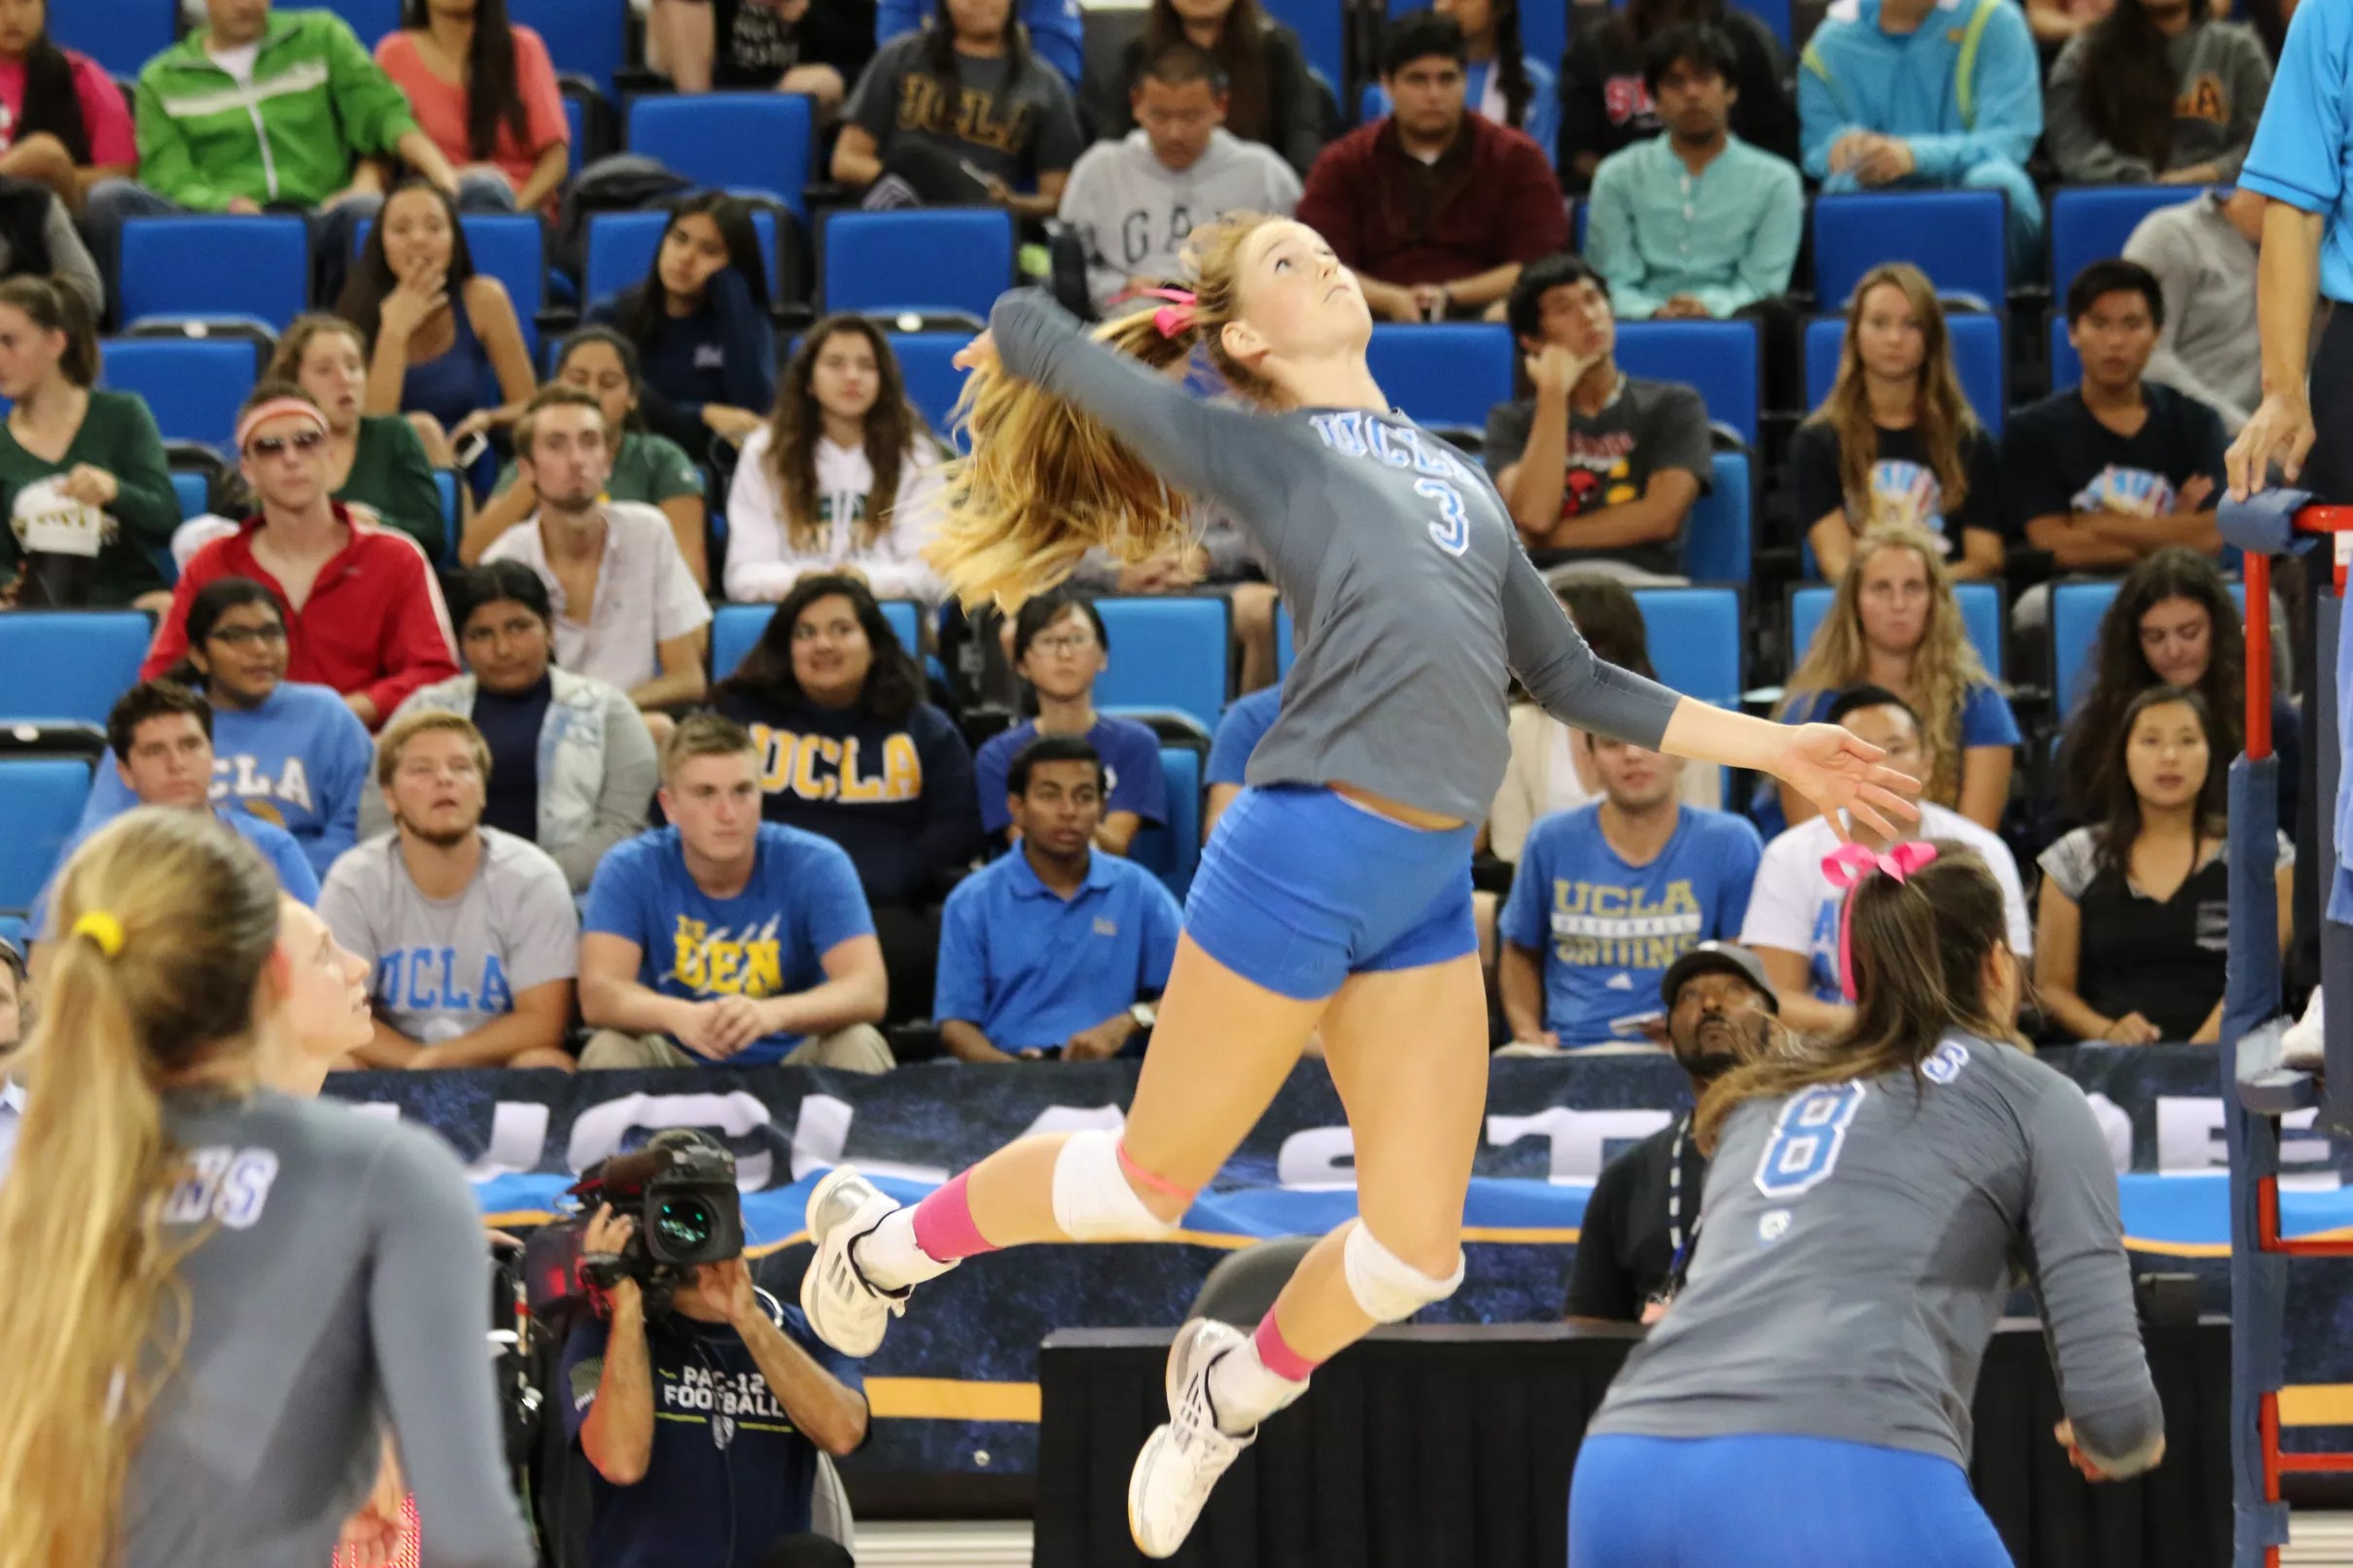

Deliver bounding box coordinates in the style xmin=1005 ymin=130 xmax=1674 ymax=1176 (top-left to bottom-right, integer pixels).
xmin=1548 ymin=876 xmax=1705 ymax=972
xmin=377 ymin=947 xmax=514 ymax=1018
xmin=219 ymin=752 xmax=314 ymax=817
xmin=671 ymin=915 xmax=786 ymax=997
xmin=750 ymin=724 xmax=924 ymax=803
xmin=1306 ymin=413 xmax=1482 ymax=557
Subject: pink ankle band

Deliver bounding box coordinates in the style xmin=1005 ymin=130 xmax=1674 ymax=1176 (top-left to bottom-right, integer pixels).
xmin=1252 ymin=1312 xmax=1320 ymax=1382
xmin=911 ymin=1170 xmax=999 ymax=1263
xmin=1117 ymin=1141 xmax=1195 ymax=1202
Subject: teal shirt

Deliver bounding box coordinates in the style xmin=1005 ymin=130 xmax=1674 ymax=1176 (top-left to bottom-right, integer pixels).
xmin=1798 ymin=0 xmax=2042 ymax=181
xmin=1585 ymin=134 xmax=1804 ymax=320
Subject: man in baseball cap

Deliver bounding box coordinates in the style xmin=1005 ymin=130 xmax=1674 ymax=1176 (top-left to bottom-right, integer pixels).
xmin=1565 ymin=942 xmax=1775 ymax=1325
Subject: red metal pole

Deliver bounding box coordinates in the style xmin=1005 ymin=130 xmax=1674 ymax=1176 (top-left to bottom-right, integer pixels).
xmin=2247 ymin=551 xmax=2273 ymax=762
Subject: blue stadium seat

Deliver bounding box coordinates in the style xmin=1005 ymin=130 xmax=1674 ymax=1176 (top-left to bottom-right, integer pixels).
xmin=1261 ymin=0 xmax=1348 ymax=112
xmin=511 ymin=0 xmax=627 ymax=97
xmin=889 ymin=333 xmax=972 ymax=436
xmin=1366 ymin=324 xmax=1514 ymax=432
xmin=583 ymin=209 xmax=780 ymax=309
xmin=2050 ymin=185 xmax=2183 ymax=296
xmin=1633 ymin=586 xmax=1740 ymax=705
xmin=363 ymin=215 xmax=547 ymax=358
xmin=319 ymin=0 xmax=401 ymax=45
xmin=1128 ymin=747 xmax=1205 ymax=900
xmin=119 ymin=216 xmax=309 ymax=333
xmin=433 ymin=470 xmax=462 ymax=566
xmin=1277 ymin=602 xmax=1295 ymax=676
xmin=0 ymin=759 xmax=90 ymax=915
xmin=100 ymin=338 xmax=257 ymax=452
xmin=710 ymin=599 xmax=921 ymax=680
xmin=1791 ymin=581 xmax=2005 ymax=681
xmin=1684 ymin=449 xmax=1751 ymax=582
xmin=1812 ymin=191 xmax=2008 ymax=312
xmin=565 ymin=95 xmax=587 ymax=177
xmin=628 ymin=93 xmax=814 ymax=216
xmin=2052 ymin=579 xmax=2120 ymax=713
xmin=1614 ymin=319 xmax=1759 ymax=445
xmin=823 ymin=210 xmax=1016 ymax=322
xmin=50 ymin=0 xmax=176 ymax=79
xmin=1093 ymin=598 xmax=1231 ymax=735
xmin=1804 ymin=311 xmax=2007 ymax=436
xmin=0 ymin=914 xmax=22 ymax=952
xmin=2050 ymin=310 xmax=2081 ymax=392
xmin=711 ymin=604 xmax=770 ymax=681
xmin=170 ymin=470 xmax=209 ymax=520
xmin=0 ymin=611 xmax=153 ymax=726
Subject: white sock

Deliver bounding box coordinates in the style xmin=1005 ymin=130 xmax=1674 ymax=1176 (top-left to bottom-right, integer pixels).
xmin=1205 ymin=1337 xmax=1310 ymax=1435
xmin=847 ymin=1207 xmax=958 ymax=1292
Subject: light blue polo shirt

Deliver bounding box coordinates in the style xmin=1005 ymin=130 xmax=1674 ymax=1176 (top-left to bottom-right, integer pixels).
xmin=2242 ymin=0 xmax=2353 ymax=302
xmin=932 ymin=845 xmax=1183 ymax=1053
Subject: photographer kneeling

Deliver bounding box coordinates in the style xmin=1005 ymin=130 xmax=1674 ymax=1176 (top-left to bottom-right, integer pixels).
xmin=560 ymin=1133 xmax=870 ymax=1568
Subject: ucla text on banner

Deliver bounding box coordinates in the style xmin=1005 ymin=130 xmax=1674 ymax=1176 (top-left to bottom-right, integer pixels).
xmin=332 ymin=1047 xmax=2353 ymax=1480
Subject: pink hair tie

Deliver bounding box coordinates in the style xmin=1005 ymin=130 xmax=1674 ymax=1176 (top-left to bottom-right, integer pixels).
xmin=1819 ymin=840 xmax=1940 ymax=1001
xmin=1132 ymin=286 xmax=1198 ymax=339
xmin=234 ymin=397 xmax=329 ymax=453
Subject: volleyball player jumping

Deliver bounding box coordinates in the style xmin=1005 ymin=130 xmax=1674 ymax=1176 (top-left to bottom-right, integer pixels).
xmin=798 ymin=215 xmax=1918 ymax=1556
xmin=0 ymin=809 xmax=534 ymax=1568
xmin=1570 ymin=841 xmax=2164 ymax=1566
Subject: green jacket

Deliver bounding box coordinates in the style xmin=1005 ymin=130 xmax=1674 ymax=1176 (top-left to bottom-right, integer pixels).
xmin=131 ymin=10 xmax=421 ymax=211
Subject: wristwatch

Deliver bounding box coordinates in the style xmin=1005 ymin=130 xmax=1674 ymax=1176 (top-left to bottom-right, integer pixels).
xmin=1129 ymin=1001 xmax=1158 ymax=1031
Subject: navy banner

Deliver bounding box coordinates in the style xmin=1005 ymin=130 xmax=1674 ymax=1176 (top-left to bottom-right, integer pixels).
xmin=330 ymin=1047 xmax=2353 ymax=1479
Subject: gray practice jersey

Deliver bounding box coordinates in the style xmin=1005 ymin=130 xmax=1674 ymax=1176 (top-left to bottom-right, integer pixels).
xmin=320 ymin=827 xmax=579 ymax=1043
xmin=1592 ymin=1031 xmax=2163 ymax=1471
xmin=991 ymin=292 xmax=1685 ymax=822
xmin=125 ymin=1088 xmax=533 ymax=1568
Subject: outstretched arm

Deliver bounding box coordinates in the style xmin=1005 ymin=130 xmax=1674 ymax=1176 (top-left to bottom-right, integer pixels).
xmin=982 ymin=291 xmax=1295 ymax=523
xmin=1500 ymin=548 xmax=1917 ymax=836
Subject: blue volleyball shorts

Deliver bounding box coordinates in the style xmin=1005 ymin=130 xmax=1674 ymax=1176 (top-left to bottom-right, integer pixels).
xmin=1181 ymin=784 xmax=1478 ymax=1000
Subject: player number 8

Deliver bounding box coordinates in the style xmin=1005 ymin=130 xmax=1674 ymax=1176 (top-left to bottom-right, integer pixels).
xmin=1752 ymin=1080 xmax=1867 ymax=1200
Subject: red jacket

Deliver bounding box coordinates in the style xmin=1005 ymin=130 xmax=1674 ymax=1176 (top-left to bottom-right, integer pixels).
xmin=1295 ymin=112 xmax=1568 ymax=288
xmin=143 ymin=506 xmax=459 ymax=726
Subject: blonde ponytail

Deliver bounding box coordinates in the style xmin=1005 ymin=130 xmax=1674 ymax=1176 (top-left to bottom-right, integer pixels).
xmin=0 ymin=809 xmax=282 ymax=1568
xmin=925 ymin=214 xmax=1284 ymax=612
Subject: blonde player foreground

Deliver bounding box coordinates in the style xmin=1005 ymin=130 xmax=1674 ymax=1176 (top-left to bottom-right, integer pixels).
xmin=0 ymin=808 xmax=533 ymax=1568
xmin=796 ymin=212 xmax=1923 ymax=1557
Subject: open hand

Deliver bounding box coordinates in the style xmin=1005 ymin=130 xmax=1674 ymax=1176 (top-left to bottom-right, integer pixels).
xmin=692 ymin=1256 xmax=761 ymax=1327
xmin=1766 ymin=723 xmax=1920 ymax=842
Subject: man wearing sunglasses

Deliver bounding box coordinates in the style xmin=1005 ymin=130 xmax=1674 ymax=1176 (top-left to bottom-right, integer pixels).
xmin=141 ymin=384 xmax=458 ymax=730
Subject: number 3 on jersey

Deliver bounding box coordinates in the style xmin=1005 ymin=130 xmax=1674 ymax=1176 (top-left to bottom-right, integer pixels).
xmin=1417 ymin=477 xmax=1470 ymax=556
xmin=1753 ymin=1081 xmax=1866 ymax=1199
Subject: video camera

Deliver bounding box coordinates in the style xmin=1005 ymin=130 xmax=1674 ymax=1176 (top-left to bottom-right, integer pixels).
xmin=525 ymin=1129 xmax=745 ymax=1318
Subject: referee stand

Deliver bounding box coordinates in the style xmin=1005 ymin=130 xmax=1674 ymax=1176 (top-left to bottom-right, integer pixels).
xmin=2222 ymin=496 xmax=2353 ymax=1568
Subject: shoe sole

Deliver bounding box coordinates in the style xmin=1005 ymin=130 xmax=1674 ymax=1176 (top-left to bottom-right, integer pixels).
xmin=800 ymin=1167 xmax=890 ymax=1358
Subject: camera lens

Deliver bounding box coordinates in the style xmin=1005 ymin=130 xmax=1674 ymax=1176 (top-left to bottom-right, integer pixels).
xmin=655 ymin=1198 xmax=714 ymax=1250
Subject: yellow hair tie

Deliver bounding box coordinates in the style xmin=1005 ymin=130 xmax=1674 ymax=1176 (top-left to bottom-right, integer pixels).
xmin=70 ymin=911 xmax=125 ymax=958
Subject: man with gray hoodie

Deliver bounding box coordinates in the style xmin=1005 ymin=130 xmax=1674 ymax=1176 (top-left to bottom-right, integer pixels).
xmin=1058 ymin=40 xmax=1302 ymax=314
xmin=2123 ymin=187 xmax=2265 ymax=433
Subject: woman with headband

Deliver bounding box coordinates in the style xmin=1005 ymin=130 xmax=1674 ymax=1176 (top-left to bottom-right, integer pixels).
xmin=0 ymin=809 xmax=534 ymax=1568
xmin=141 ymin=385 xmax=459 ymax=732
xmin=1567 ymin=840 xmax=2164 ymax=1567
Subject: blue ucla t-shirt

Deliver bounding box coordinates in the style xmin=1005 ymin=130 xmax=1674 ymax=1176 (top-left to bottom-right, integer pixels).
xmin=1497 ymin=804 xmax=1763 ymax=1045
xmin=31 ymin=807 xmax=318 ymax=936
xmin=582 ymin=824 xmax=877 ymax=1065
xmin=561 ymin=1302 xmax=863 ymax=1568
xmin=1207 ymin=686 xmax=1282 ymax=787
xmin=974 ymin=714 xmax=1167 ymax=837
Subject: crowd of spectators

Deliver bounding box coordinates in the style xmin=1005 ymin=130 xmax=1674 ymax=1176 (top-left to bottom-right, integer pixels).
xmin=0 ymin=0 xmax=2311 ymax=1069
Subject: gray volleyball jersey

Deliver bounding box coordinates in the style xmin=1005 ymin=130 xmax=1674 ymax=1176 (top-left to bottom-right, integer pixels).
xmin=123 ymin=1089 xmax=535 ymax=1568
xmin=992 ymin=292 xmax=1684 ymax=823
xmin=1592 ymin=1032 xmax=2164 ymax=1471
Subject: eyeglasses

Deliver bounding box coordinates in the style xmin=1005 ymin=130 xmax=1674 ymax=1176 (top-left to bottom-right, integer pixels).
xmin=246 ymin=429 xmax=328 ymax=461
xmin=205 ymin=624 xmax=289 ymax=648
xmin=1030 ymin=632 xmax=1099 ymax=655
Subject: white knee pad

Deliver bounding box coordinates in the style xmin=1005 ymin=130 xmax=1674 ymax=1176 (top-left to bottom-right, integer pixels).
xmin=1050 ymin=1130 xmax=1181 ymax=1241
xmin=1343 ymin=1222 xmax=1464 ymax=1323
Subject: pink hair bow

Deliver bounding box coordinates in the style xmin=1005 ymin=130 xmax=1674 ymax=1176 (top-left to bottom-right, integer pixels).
xmin=1819 ymin=840 xmax=1940 ymax=1001
xmin=1134 ymin=286 xmax=1197 ymax=338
